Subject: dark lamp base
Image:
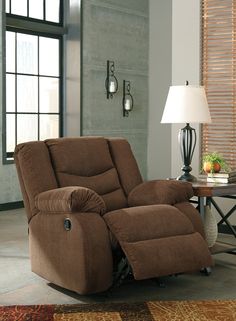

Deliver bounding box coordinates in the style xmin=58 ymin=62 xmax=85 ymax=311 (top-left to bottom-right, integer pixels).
xmin=178 ymin=123 xmax=197 ymax=183
xmin=177 ymin=173 xmax=197 ymax=182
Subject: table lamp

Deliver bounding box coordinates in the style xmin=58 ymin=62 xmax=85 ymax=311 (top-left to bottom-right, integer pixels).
xmin=161 ymin=81 xmax=211 ymax=182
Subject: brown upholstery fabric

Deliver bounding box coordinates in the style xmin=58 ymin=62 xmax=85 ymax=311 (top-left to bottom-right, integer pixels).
xmin=56 ymin=168 xmax=121 ymax=196
xmin=121 ymin=233 xmax=213 ymax=280
xmin=101 ymin=189 xmax=128 ymax=213
xmin=175 ymin=202 xmax=205 ymax=238
xmin=128 ymin=180 xmax=193 ymax=207
xmin=14 ymin=142 xmax=58 ymax=219
xmin=14 ymin=136 xmax=213 ymax=294
xmin=46 ymin=137 xmax=113 ymax=176
xmin=29 ymin=211 xmax=113 ymax=294
xmin=35 ymin=186 xmax=106 ymax=215
xmin=104 ymin=204 xmax=212 ymax=280
xmin=45 ymin=137 xmax=127 ymax=212
xmin=14 ymin=149 xmax=32 ymax=221
xmin=104 ymin=205 xmax=194 ymax=243
xmin=107 ymin=138 xmax=143 ymax=196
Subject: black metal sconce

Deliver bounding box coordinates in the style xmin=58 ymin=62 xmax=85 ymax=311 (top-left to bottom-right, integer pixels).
xmin=122 ymin=80 xmax=134 ymax=117
xmin=105 ymin=60 xmax=118 ymax=99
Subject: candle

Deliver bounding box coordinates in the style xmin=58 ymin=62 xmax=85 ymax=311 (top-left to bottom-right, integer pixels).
xmin=109 ymin=81 xmax=115 ymax=93
xmin=124 ymin=99 xmax=131 ymax=111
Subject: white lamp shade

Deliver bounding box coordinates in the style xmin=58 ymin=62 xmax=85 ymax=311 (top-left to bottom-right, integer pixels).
xmin=161 ymin=85 xmax=212 ymax=124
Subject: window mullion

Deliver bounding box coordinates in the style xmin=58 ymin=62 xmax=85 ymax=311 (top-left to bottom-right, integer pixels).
xmin=15 ymin=32 xmax=17 ymax=147
xmin=38 ymin=36 xmax=40 ymax=141
xmin=6 ymin=16 xmax=66 ymax=36
xmin=27 ymin=0 xmax=29 ymax=18
xmin=43 ymin=0 xmax=46 ymax=21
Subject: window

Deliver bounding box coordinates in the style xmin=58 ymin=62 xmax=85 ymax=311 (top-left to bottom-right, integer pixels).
xmin=3 ymin=0 xmax=64 ymax=162
xmin=5 ymin=0 xmax=61 ymax=23
xmin=201 ymin=0 xmax=236 ymax=170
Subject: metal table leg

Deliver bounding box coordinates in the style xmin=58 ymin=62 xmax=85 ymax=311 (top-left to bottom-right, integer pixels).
xmin=198 ymin=196 xmax=205 ymax=220
xmin=210 ymin=198 xmax=236 ymax=238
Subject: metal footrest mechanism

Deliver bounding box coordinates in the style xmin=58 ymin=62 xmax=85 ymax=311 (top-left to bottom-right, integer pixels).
xmin=113 ymin=257 xmax=132 ymax=288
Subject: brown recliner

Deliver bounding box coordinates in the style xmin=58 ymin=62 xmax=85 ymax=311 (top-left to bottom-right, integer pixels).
xmin=14 ymin=136 xmax=213 ymax=294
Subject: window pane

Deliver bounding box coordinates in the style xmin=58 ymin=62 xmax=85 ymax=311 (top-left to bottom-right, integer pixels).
xmin=5 ymin=0 xmax=10 ymax=13
xmin=29 ymin=0 xmax=44 ymax=20
xmin=40 ymin=115 xmax=59 ymax=140
xmin=17 ymin=115 xmax=38 ymax=144
xmin=6 ymin=114 xmax=15 ymax=153
xmin=11 ymin=0 xmax=27 ymax=16
xmin=46 ymin=0 xmax=60 ymax=23
xmin=6 ymin=31 xmax=15 ymax=73
xmin=17 ymin=33 xmax=38 ymax=74
xmin=39 ymin=37 xmax=59 ymax=76
xmin=17 ymin=75 xmax=38 ymax=112
xmin=6 ymin=115 xmax=16 ymax=153
xmin=39 ymin=77 xmax=59 ymax=113
xmin=6 ymin=74 xmax=15 ymax=112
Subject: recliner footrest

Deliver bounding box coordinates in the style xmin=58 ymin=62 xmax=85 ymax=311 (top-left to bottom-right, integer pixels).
xmin=121 ymin=233 xmax=212 ymax=279
xmin=104 ymin=204 xmax=213 ymax=280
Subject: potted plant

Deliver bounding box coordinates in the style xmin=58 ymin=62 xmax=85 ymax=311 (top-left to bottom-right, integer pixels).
xmin=202 ymin=152 xmax=229 ymax=173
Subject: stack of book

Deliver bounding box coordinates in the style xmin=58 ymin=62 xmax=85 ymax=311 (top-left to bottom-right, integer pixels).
xmin=207 ymin=171 xmax=236 ymax=183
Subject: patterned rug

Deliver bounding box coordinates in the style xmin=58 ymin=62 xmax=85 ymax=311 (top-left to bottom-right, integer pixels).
xmin=0 ymin=300 xmax=236 ymax=321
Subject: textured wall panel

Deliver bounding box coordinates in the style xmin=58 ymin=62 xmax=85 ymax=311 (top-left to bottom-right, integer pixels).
xmin=82 ymin=0 xmax=149 ymax=178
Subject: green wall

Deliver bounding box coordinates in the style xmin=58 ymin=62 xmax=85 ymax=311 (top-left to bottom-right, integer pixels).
xmin=82 ymin=0 xmax=149 ymax=178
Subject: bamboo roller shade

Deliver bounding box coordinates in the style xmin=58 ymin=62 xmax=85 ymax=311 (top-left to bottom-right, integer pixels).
xmin=201 ymin=0 xmax=236 ymax=170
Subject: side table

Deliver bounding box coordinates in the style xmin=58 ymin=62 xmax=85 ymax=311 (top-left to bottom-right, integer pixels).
xmin=191 ymin=180 xmax=236 ymax=255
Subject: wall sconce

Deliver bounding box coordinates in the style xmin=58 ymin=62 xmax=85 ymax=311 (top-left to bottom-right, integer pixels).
xmin=105 ymin=60 xmax=118 ymax=99
xmin=122 ymin=80 xmax=134 ymax=117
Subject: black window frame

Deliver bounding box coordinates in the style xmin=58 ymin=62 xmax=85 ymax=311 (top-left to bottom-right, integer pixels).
xmin=5 ymin=0 xmax=64 ymax=26
xmin=3 ymin=0 xmax=65 ymax=164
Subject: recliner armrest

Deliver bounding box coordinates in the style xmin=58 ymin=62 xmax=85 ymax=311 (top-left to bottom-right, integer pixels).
xmin=128 ymin=180 xmax=193 ymax=207
xmin=35 ymin=186 xmax=106 ymax=215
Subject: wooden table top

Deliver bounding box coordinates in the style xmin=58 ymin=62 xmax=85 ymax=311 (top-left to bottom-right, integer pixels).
xmin=192 ymin=179 xmax=236 ymax=197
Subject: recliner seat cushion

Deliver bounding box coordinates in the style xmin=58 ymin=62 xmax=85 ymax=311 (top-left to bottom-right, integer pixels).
xmin=104 ymin=205 xmax=194 ymax=242
xmin=45 ymin=137 xmax=127 ymax=212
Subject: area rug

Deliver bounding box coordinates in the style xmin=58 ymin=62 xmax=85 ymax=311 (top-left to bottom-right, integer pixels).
xmin=0 ymin=300 xmax=236 ymax=321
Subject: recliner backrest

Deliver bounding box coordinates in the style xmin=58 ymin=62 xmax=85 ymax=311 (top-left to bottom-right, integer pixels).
xmin=106 ymin=137 xmax=143 ymax=196
xmin=14 ymin=141 xmax=58 ymax=221
xmin=46 ymin=137 xmax=129 ymax=211
xmin=15 ymin=136 xmax=143 ymax=218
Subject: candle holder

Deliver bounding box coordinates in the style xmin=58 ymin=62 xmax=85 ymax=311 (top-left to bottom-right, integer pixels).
xmin=105 ymin=60 xmax=118 ymax=99
xmin=123 ymin=80 xmax=134 ymax=117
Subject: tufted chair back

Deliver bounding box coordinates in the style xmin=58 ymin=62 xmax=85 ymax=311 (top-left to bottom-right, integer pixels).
xmin=14 ymin=136 xmax=143 ymax=220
